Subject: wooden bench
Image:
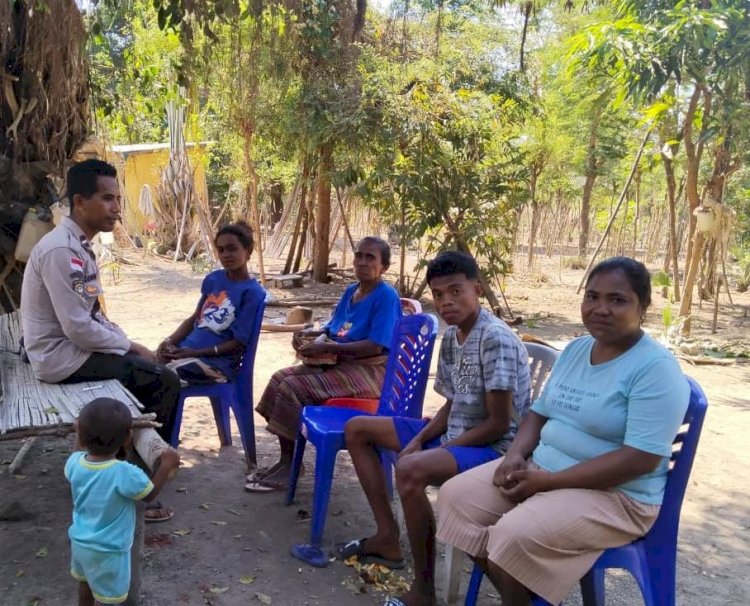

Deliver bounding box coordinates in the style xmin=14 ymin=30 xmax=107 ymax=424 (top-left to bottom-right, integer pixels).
xmin=0 ymin=311 xmax=173 ymax=605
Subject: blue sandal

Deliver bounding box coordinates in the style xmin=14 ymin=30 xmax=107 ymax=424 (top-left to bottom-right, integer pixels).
xmin=290 ymin=543 xmax=329 ymax=568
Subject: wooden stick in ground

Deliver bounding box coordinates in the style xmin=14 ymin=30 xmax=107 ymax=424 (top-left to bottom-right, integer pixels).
xmin=0 ymin=426 xmax=73 ymax=441
xmin=711 ymin=274 xmax=721 ymax=334
xmin=173 ymin=186 xmax=191 ymax=262
xmin=8 ymin=436 xmax=38 ymax=474
xmin=284 ymin=195 xmax=305 ymax=274
xmin=249 ymin=171 xmax=267 ymax=286
xmin=335 ymin=187 xmax=356 ymax=251
xmin=577 ymin=127 xmax=653 ymax=294
xmin=211 ymin=185 xmax=233 ymax=230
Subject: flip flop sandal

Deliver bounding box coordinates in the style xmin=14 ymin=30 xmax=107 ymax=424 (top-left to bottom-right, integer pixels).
xmin=335 ymin=538 xmax=406 ymax=570
xmin=244 ymin=479 xmax=287 ymax=493
xmin=290 ymin=543 xmax=329 ymax=568
xmin=246 ymin=464 xmax=305 ymax=483
xmin=144 ymin=503 xmax=175 ymax=523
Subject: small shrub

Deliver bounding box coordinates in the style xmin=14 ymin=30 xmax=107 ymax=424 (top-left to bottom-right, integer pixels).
xmin=662 ymin=304 xmax=673 ymax=331
xmin=562 ymin=256 xmax=587 ymax=270
xmin=651 ymin=271 xmax=672 ymax=289
xmin=732 ymin=251 xmax=750 ymax=293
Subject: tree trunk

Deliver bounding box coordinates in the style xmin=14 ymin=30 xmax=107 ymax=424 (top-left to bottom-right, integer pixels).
xmin=510 ymin=204 xmax=525 ymax=256
xmin=678 ymin=87 xmax=712 ymax=333
xmin=293 ymin=207 xmax=309 ymax=274
xmin=243 ymin=137 xmax=266 ymax=286
xmin=527 ymin=200 xmax=541 ymax=268
xmin=702 ymin=132 xmax=737 ymax=298
xmin=284 ymin=162 xmax=310 ymax=274
xmin=632 ymin=170 xmax=640 ymax=257
xmin=662 ymin=151 xmax=681 ymax=302
xmin=399 ymin=199 xmax=407 ymax=293
xmin=579 ymin=109 xmax=602 ymax=257
xmin=527 ymin=163 xmax=542 ymax=267
xmin=579 ymin=173 xmax=596 ymax=257
xmin=269 ymin=182 xmax=284 ymax=226
xmin=313 ymin=144 xmax=333 ymax=282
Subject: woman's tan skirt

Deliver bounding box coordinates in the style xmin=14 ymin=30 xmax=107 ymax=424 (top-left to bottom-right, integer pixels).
xmin=436 ymin=459 xmax=659 ymax=604
xmin=255 ymin=362 xmax=387 ymax=441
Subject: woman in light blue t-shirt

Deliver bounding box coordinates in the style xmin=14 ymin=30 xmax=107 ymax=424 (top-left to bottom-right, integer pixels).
xmin=436 ymin=257 xmax=690 ymax=606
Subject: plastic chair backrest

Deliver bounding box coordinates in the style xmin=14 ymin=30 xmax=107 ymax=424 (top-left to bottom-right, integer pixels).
xmin=524 ymin=342 xmax=560 ymax=401
xmin=234 ymin=292 xmax=268 ymax=401
xmin=376 ymin=313 xmax=438 ymax=419
xmin=645 ymin=376 xmax=707 ymax=552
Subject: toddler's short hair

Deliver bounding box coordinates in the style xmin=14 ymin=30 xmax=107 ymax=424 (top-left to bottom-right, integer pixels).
xmin=78 ymin=398 xmax=133 ymax=456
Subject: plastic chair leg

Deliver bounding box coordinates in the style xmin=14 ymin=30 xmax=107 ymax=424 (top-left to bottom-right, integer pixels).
xmin=232 ymin=399 xmax=257 ymax=469
xmin=379 ymin=449 xmax=395 ymax=501
xmin=580 ymin=568 xmax=605 ymax=606
xmin=209 ymin=396 xmax=232 ymax=447
xmin=464 ymin=562 xmax=483 ymax=606
xmin=444 ymin=544 xmax=464 ymax=606
xmin=169 ymin=394 xmax=186 ymax=448
xmin=286 ymin=434 xmax=306 ymax=506
xmin=309 ymin=442 xmax=338 ymax=547
xmin=464 ymin=563 xmax=556 ymax=606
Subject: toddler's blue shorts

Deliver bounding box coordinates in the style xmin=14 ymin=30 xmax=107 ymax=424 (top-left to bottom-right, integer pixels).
xmin=70 ymin=542 xmax=130 ymax=604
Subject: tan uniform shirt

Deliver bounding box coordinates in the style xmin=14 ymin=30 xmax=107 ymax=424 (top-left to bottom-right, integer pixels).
xmin=20 ymin=217 xmax=130 ymax=382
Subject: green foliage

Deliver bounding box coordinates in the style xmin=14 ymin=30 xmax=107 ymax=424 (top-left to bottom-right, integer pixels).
xmin=661 ymin=303 xmax=674 ymax=331
xmin=79 ymin=0 xmax=749 ymax=290
xmin=731 ymin=248 xmax=750 ymax=293
xmin=87 ymin=1 xmax=183 ymax=143
xmin=352 ymin=11 xmax=529 ymax=279
xmin=651 ymin=270 xmax=672 ymax=289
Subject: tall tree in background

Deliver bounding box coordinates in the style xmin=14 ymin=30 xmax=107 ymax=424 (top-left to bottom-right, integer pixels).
xmin=0 ymin=0 xmax=89 ymax=311
xmin=574 ymin=0 xmax=750 ymax=333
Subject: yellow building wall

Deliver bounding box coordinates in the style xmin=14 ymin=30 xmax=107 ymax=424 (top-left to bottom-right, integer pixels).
xmin=111 ymin=147 xmax=209 ymax=236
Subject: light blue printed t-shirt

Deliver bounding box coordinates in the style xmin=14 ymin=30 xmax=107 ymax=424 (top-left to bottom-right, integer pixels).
xmin=434 ymin=308 xmax=531 ymax=454
xmin=65 ymin=452 xmax=153 ymax=552
xmin=531 ymin=334 xmax=689 ymax=505
xmin=324 ymin=281 xmax=402 ymax=349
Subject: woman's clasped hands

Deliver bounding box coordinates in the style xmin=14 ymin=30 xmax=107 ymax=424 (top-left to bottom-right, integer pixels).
xmin=492 ymin=452 xmax=550 ymax=503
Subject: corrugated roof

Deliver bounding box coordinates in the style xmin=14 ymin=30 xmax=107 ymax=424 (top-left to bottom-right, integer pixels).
xmin=111 ymin=141 xmax=212 ymax=154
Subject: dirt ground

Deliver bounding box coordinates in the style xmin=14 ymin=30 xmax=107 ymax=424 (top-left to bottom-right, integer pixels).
xmin=1 ymin=250 xmax=749 ymax=606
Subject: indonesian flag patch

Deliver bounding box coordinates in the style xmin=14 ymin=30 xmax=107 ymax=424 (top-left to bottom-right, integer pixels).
xmin=70 ymin=257 xmax=84 ymax=272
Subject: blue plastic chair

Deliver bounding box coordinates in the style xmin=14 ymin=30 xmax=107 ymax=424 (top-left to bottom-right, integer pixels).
xmin=287 ymin=313 xmax=439 ymax=567
xmin=463 ymin=376 xmax=708 ymax=606
xmin=169 ymin=294 xmax=267 ymax=469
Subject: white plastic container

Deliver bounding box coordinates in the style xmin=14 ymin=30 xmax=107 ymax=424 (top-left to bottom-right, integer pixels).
xmin=694 ymin=206 xmax=716 ymax=233
xmin=99 ymin=230 xmax=115 ymax=245
xmin=15 ymin=208 xmax=54 ymax=263
xmin=51 ymin=202 xmax=68 ymax=226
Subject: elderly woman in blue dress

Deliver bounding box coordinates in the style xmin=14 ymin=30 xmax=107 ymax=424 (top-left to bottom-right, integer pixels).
xmin=248 ymin=236 xmax=402 ymax=493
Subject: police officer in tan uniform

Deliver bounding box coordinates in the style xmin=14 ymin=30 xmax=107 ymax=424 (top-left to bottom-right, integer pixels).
xmin=20 ymin=159 xmax=180 ymax=521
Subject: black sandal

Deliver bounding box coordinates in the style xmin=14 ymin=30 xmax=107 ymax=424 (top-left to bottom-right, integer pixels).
xmin=335 ymin=538 xmax=405 ymax=569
